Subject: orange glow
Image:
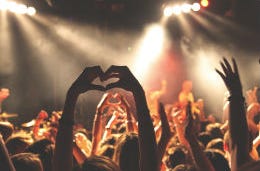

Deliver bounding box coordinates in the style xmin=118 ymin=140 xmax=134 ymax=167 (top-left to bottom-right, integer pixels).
xmin=200 ymin=0 xmax=209 ymax=7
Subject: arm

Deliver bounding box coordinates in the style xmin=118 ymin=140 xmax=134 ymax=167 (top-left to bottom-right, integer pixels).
xmin=185 ymin=103 xmax=215 ymax=171
xmin=157 ymin=103 xmax=173 ymax=167
xmin=104 ymin=65 xmax=159 ymax=171
xmin=0 ymin=134 xmax=15 ymax=171
xmin=216 ymin=58 xmax=251 ymax=170
xmin=53 ymin=66 xmax=105 ymax=171
xmin=91 ymin=93 xmax=111 ymax=155
xmin=120 ymin=95 xmax=137 ymax=133
xmin=172 ymin=109 xmax=190 ymax=149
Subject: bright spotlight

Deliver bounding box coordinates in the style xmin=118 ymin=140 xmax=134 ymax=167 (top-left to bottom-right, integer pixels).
xmin=163 ymin=6 xmax=173 ymax=17
xmin=0 ymin=0 xmax=8 ymax=10
xmin=16 ymin=4 xmax=27 ymax=14
xmin=200 ymin=0 xmax=209 ymax=7
xmin=134 ymin=24 xmax=165 ymax=80
xmin=0 ymin=0 xmax=36 ymax=15
xmin=27 ymin=7 xmax=36 ymax=16
xmin=172 ymin=5 xmax=181 ymax=15
xmin=181 ymin=4 xmax=191 ymax=13
xmin=192 ymin=3 xmax=201 ymax=11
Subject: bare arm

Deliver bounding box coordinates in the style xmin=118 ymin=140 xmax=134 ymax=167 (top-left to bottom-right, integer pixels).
xmin=53 ymin=66 xmax=105 ymax=171
xmin=157 ymin=103 xmax=173 ymax=167
xmin=104 ymin=65 xmax=159 ymax=171
xmin=216 ymin=58 xmax=251 ymax=170
xmin=185 ymin=103 xmax=215 ymax=171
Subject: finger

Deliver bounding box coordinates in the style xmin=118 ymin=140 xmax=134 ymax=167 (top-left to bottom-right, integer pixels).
xmin=158 ymin=102 xmax=165 ymax=118
xmin=215 ymin=69 xmax=226 ymax=81
xmin=87 ymin=66 xmax=104 ymax=81
xmin=232 ymin=58 xmax=239 ymax=75
xmin=220 ymin=61 xmax=229 ymax=76
xmin=185 ymin=102 xmax=193 ymax=129
xmin=102 ymin=65 xmax=122 ymax=80
xmin=223 ymin=58 xmax=233 ymax=73
xmin=89 ymin=84 xmax=106 ymax=91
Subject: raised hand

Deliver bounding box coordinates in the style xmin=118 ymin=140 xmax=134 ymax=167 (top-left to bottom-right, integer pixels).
xmin=102 ymin=65 xmax=142 ymax=92
xmin=184 ymin=102 xmax=194 ymax=140
xmin=215 ymin=58 xmax=242 ymax=96
xmin=54 ymin=66 xmax=105 ymax=171
xmin=157 ymin=102 xmax=173 ymax=167
xmin=184 ymin=102 xmax=216 ymax=171
xmin=216 ymin=58 xmax=250 ymax=170
xmin=69 ymin=66 xmax=106 ymax=95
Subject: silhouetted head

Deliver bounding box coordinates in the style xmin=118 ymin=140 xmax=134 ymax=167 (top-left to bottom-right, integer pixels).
xmin=166 ymin=146 xmax=188 ymax=169
xmin=25 ymin=139 xmax=54 ymax=171
xmin=11 ymin=152 xmax=43 ymax=171
xmin=81 ymin=155 xmax=120 ymax=171
xmin=113 ymin=132 xmax=139 ymax=171
xmin=205 ymin=149 xmax=230 ymax=171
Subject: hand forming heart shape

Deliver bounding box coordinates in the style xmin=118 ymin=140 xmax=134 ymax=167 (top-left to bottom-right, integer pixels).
xmin=69 ymin=65 xmax=142 ymax=95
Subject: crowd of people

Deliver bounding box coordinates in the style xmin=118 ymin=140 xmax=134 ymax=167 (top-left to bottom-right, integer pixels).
xmin=0 ymin=58 xmax=260 ymax=171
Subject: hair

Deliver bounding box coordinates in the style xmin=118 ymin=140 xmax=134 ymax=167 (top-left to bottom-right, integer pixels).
xmin=25 ymin=139 xmax=54 ymax=171
xmin=166 ymin=146 xmax=188 ymax=169
xmin=6 ymin=134 xmax=31 ymax=155
xmin=11 ymin=152 xmax=43 ymax=171
xmin=81 ymin=155 xmax=120 ymax=171
xmin=113 ymin=132 xmax=139 ymax=171
xmin=206 ymin=123 xmax=223 ymax=139
xmin=197 ymin=132 xmax=212 ymax=147
xmin=204 ymin=149 xmax=230 ymax=171
xmin=0 ymin=122 xmax=13 ymax=141
xmin=170 ymin=164 xmax=197 ymax=171
xmin=206 ymin=138 xmax=224 ymax=152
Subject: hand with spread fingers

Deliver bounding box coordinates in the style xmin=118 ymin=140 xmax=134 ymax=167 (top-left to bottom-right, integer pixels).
xmin=216 ymin=58 xmax=251 ymax=170
xmin=215 ymin=58 xmax=243 ymax=97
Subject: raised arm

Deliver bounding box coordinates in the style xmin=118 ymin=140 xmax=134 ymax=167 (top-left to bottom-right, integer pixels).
xmin=53 ymin=66 xmax=105 ymax=171
xmin=119 ymin=94 xmax=137 ymax=133
xmin=157 ymin=102 xmax=173 ymax=168
xmin=216 ymin=58 xmax=251 ymax=170
xmin=185 ymin=102 xmax=215 ymax=171
xmin=91 ymin=93 xmax=111 ymax=155
xmin=104 ymin=65 xmax=159 ymax=171
xmin=0 ymin=133 xmax=15 ymax=171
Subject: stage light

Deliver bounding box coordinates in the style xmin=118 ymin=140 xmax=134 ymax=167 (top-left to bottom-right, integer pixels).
xmin=134 ymin=24 xmax=165 ymax=80
xmin=16 ymin=4 xmax=27 ymax=14
xmin=0 ymin=0 xmax=8 ymax=10
xmin=181 ymin=4 xmax=191 ymax=13
xmin=0 ymin=0 xmax=36 ymax=15
xmin=163 ymin=6 xmax=173 ymax=17
xmin=192 ymin=3 xmax=201 ymax=11
xmin=201 ymin=0 xmax=209 ymax=7
xmin=172 ymin=5 xmax=181 ymax=15
xmin=163 ymin=2 xmax=201 ymax=17
xmin=27 ymin=7 xmax=36 ymax=15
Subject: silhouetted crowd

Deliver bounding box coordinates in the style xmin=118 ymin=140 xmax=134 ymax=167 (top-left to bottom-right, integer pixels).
xmin=1 ymin=58 xmax=260 ymax=171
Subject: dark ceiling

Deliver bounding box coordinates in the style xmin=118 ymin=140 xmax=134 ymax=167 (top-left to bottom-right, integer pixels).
xmin=18 ymin=0 xmax=260 ymax=31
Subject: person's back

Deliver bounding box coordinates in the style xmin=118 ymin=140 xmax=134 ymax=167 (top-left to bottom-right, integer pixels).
xmin=11 ymin=152 xmax=43 ymax=171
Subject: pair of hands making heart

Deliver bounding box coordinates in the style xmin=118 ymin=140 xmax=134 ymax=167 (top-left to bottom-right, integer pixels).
xmin=68 ymin=65 xmax=142 ymax=96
